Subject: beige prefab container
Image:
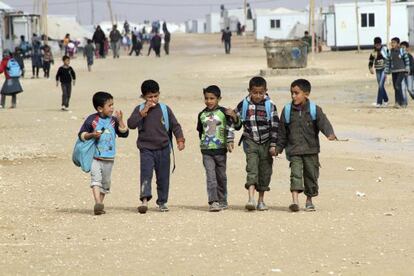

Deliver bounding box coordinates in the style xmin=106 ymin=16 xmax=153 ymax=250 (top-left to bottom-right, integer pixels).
xmin=264 ymin=38 xmax=308 ymax=69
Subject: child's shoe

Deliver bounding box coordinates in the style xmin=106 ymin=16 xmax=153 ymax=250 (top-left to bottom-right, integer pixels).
xmin=245 ymin=199 xmax=256 ymax=211
xmin=305 ymin=202 xmax=316 ymax=212
xmin=219 ymin=201 xmax=228 ymax=210
xmin=94 ymin=203 xmax=105 ymax=215
xmin=137 ymin=204 xmax=148 ymax=214
xmin=382 ymin=102 xmax=389 ymax=107
xmin=257 ymin=201 xmax=269 ymax=211
xmin=158 ymin=203 xmax=169 ymax=212
xmin=209 ymin=202 xmax=221 ymax=212
xmin=289 ymin=203 xmax=300 ymax=212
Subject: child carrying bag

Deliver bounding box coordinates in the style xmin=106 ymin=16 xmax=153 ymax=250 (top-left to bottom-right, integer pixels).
xmin=72 ymin=138 xmax=96 ymax=173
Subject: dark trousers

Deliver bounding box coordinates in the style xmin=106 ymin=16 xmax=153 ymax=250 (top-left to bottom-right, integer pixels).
xmin=61 ymin=82 xmax=72 ymax=108
xmin=375 ymin=69 xmax=388 ymax=104
xmin=202 ymin=154 xmax=227 ymax=204
xmin=392 ymin=72 xmax=407 ymax=106
xmin=98 ymin=42 xmax=105 ymax=58
xmin=0 ymin=94 xmax=17 ymax=108
xmin=129 ymin=44 xmax=142 ymax=56
xmin=154 ymin=46 xmax=161 ymax=57
xmin=32 ymin=66 xmax=39 ymax=77
xmin=140 ymin=147 xmax=170 ymax=205
xmin=224 ymin=40 xmax=231 ymax=54
xmin=43 ymin=61 xmax=51 ymax=78
xmin=164 ymin=41 xmax=170 ymax=55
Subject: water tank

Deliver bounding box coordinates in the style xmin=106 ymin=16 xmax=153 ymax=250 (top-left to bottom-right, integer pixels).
xmin=264 ymin=38 xmax=308 ymax=69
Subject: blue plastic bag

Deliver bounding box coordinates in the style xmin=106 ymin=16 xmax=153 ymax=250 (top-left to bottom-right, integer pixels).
xmin=72 ymin=138 xmax=96 ymax=173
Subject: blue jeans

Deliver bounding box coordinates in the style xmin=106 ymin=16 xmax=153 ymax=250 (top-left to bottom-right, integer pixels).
xmin=139 ymin=147 xmax=170 ymax=205
xmin=392 ymin=72 xmax=407 ymax=106
xmin=402 ymin=74 xmax=414 ymax=101
xmin=376 ymin=69 xmax=388 ymax=105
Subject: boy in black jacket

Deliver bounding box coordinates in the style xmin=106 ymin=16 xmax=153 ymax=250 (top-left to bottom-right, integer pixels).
xmin=276 ymin=79 xmax=336 ymax=212
xmin=56 ymin=55 xmax=76 ymax=111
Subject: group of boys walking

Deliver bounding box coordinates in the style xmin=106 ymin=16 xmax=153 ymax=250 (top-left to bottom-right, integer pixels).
xmin=369 ymin=36 xmax=414 ymax=108
xmin=76 ymin=76 xmax=336 ymax=216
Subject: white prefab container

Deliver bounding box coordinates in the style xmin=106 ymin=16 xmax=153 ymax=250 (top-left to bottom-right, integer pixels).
xmin=325 ymin=1 xmax=411 ymax=50
xmin=206 ymin=12 xmax=221 ymax=33
xmin=195 ymin=18 xmax=206 ymax=34
xmin=255 ymin=8 xmax=308 ymax=40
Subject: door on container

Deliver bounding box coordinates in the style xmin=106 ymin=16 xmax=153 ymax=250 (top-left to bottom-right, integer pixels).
xmin=408 ymin=6 xmax=414 ymax=46
xmin=325 ymin=13 xmax=336 ymax=48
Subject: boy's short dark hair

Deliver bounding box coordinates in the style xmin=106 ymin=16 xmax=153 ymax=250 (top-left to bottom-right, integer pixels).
xmin=291 ymin=79 xmax=311 ymax=93
xmin=391 ymin=37 xmax=400 ymax=44
xmin=249 ymin=76 xmax=267 ymax=90
xmin=401 ymin=41 xmax=409 ymax=48
xmin=93 ymin=91 xmax=113 ymax=110
xmin=62 ymin=55 xmax=70 ymax=62
xmin=374 ymin=37 xmax=382 ymax=44
xmin=141 ymin=79 xmax=160 ymax=95
xmin=203 ymin=85 xmax=221 ymax=98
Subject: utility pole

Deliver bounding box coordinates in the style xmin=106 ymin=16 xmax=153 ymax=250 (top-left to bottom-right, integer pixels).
xmin=309 ymin=0 xmax=315 ymax=58
xmin=107 ymin=0 xmax=114 ymax=25
xmin=243 ymin=0 xmax=247 ymax=27
xmin=386 ymin=0 xmax=391 ymax=45
xmin=355 ymin=0 xmax=360 ymax=52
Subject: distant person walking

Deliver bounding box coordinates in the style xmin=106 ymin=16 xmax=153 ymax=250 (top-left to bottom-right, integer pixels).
xmin=31 ymin=35 xmax=42 ymax=79
xmin=221 ymin=27 xmax=232 ymax=54
xmin=92 ymin=25 xmax=106 ymax=58
xmin=302 ymin=31 xmax=312 ymax=53
xmin=109 ymin=25 xmax=122 ymax=59
xmin=129 ymin=30 xmax=142 ymax=56
xmin=0 ymin=49 xmax=23 ymax=109
xmin=151 ymin=32 xmax=162 ymax=57
xmin=84 ymin=39 xmax=95 ymax=72
xmin=368 ymin=37 xmax=389 ymax=107
xmin=162 ymin=22 xmax=171 ymax=55
xmin=42 ymin=44 xmax=54 ymax=79
xmin=56 ymin=56 xmax=76 ymax=111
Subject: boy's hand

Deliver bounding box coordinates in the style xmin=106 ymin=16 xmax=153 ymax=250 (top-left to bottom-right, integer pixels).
xmin=327 ymin=134 xmax=337 ymax=141
xmin=269 ymin=146 xmax=277 ymax=156
xmin=114 ymin=110 xmax=123 ymax=120
xmin=227 ymin=142 xmax=234 ymax=153
xmin=225 ymin=108 xmax=238 ymax=121
xmin=177 ymin=141 xmax=185 ymax=151
xmin=140 ymin=101 xmax=156 ymax=117
xmin=92 ymin=131 xmax=102 ymax=139
xmin=369 ymin=68 xmax=375 ymax=74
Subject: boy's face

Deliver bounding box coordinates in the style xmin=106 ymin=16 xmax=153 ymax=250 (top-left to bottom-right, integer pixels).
xmin=391 ymin=40 xmax=398 ymax=49
xmin=63 ymin=58 xmax=70 ymax=66
xmin=401 ymin=44 xmax=408 ymax=51
xmin=97 ymin=99 xmax=114 ymax=117
xmin=204 ymin=92 xmax=220 ymax=110
xmin=143 ymin=91 xmax=160 ymax=105
xmin=248 ymin=85 xmax=267 ymax=104
xmin=291 ymin=85 xmax=309 ymax=105
xmin=374 ymin=43 xmax=382 ymax=50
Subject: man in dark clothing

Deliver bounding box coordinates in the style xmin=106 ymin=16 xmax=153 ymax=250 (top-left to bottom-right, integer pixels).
xmin=109 ymin=25 xmax=122 ymax=59
xmin=221 ymin=27 xmax=232 ymax=54
xmin=150 ymin=32 xmax=162 ymax=57
xmin=92 ymin=25 xmax=106 ymax=58
xmin=162 ymin=22 xmax=171 ymax=55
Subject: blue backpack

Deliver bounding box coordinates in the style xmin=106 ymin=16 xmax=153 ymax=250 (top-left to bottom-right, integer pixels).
xmin=283 ymin=101 xmax=317 ymax=124
xmin=241 ymin=97 xmax=273 ymax=122
xmin=72 ymin=138 xmax=97 ymax=173
xmin=7 ymin=58 xmax=22 ymax=78
xmin=139 ymin=102 xmax=176 ymax=172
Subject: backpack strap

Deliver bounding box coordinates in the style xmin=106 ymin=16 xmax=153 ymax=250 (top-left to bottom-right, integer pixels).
xmin=284 ymin=103 xmax=292 ymax=124
xmin=159 ymin=103 xmax=169 ymax=132
xmin=241 ymin=98 xmax=249 ymax=122
xmin=284 ymin=101 xmax=317 ymax=124
xmin=264 ymin=99 xmax=272 ymax=121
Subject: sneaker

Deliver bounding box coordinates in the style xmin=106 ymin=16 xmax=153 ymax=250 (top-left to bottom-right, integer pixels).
xmin=371 ymin=103 xmax=381 ymax=108
xmin=382 ymin=102 xmax=389 ymax=107
xmin=305 ymin=202 xmax=316 ymax=212
xmin=257 ymin=201 xmax=269 ymax=211
xmin=158 ymin=203 xmax=169 ymax=212
xmin=289 ymin=203 xmax=300 ymax=212
xmin=393 ymin=104 xmax=401 ymax=109
xmin=94 ymin=203 xmax=105 ymax=215
xmin=137 ymin=204 xmax=148 ymax=214
xmin=209 ymin=202 xmax=221 ymax=212
xmin=61 ymin=105 xmax=66 ymax=111
xmin=245 ymin=199 xmax=256 ymax=211
xmin=219 ymin=202 xmax=228 ymax=210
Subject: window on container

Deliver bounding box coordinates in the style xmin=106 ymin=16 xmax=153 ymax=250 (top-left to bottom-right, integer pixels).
xmin=361 ymin=13 xmax=367 ymax=27
xmin=270 ymin=19 xmax=281 ymax=29
xmin=369 ymin=13 xmax=375 ymax=27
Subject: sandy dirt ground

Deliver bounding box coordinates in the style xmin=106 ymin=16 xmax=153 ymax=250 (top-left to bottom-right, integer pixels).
xmin=0 ymin=34 xmax=413 ymax=275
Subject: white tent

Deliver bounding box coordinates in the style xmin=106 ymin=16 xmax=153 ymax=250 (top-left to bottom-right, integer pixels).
xmin=47 ymin=15 xmax=93 ymax=43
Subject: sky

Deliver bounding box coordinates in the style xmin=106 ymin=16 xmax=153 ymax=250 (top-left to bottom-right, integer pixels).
xmin=5 ymin=0 xmax=354 ymax=25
